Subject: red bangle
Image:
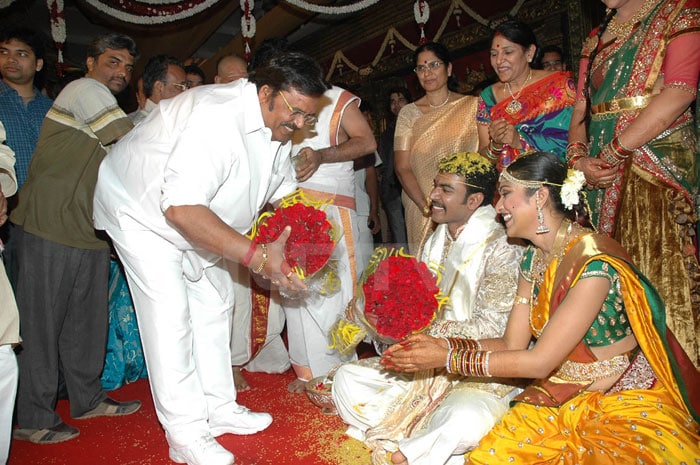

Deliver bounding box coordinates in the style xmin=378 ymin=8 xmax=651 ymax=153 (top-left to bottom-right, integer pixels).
xmin=611 ymin=136 xmax=634 ymax=157
xmin=241 ymin=242 xmax=257 ymax=267
xmin=567 ymin=154 xmax=585 ymax=169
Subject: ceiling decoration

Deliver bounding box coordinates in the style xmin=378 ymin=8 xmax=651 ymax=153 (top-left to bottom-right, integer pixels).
xmin=47 ymin=0 xmax=66 ymax=75
xmin=324 ymin=0 xmax=527 ymax=82
xmin=414 ymin=0 xmax=430 ymax=43
xmin=80 ymin=0 xmax=225 ymax=24
xmin=241 ymin=0 xmax=255 ymax=60
xmin=285 ymin=0 xmax=380 ymax=14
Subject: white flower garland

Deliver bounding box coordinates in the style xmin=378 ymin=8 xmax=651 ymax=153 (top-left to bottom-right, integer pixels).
xmin=414 ymin=0 xmax=429 ymax=24
xmin=240 ymin=0 xmax=256 ymax=38
xmin=327 ymin=0 xmax=529 ymax=81
xmin=414 ymin=0 xmax=429 ymax=42
xmin=560 ymin=169 xmax=586 ymax=210
xmin=47 ymin=0 xmax=66 ymax=65
xmin=81 ymin=0 xmax=224 ymax=25
xmin=240 ymin=0 xmax=255 ymax=57
xmin=284 ymin=0 xmax=379 ymax=15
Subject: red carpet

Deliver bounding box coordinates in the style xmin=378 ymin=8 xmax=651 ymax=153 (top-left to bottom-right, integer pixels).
xmin=8 ymin=370 xmax=370 ymax=465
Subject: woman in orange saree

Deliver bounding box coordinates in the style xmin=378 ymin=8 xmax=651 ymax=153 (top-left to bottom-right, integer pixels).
xmin=477 ymin=20 xmax=575 ymax=171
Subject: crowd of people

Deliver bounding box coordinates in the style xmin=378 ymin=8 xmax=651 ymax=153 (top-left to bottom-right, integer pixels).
xmin=0 ymin=0 xmax=698 ymax=464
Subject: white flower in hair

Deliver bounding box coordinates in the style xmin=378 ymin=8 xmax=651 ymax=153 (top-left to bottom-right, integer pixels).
xmin=560 ymin=169 xmax=586 ymax=210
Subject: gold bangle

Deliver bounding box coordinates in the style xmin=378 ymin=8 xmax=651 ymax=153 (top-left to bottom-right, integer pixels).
xmin=251 ymin=244 xmax=268 ymax=275
xmin=513 ymin=295 xmax=530 ymax=305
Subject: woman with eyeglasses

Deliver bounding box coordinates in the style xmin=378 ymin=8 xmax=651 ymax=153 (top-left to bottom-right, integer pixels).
xmin=394 ymin=42 xmax=480 ymax=253
xmin=477 ymin=20 xmax=576 ymax=171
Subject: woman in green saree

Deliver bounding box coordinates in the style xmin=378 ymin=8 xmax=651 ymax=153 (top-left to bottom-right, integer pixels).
xmin=567 ymin=0 xmax=700 ymax=366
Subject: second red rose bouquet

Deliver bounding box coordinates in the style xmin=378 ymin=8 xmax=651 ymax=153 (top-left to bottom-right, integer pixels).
xmin=330 ymin=247 xmax=448 ymax=352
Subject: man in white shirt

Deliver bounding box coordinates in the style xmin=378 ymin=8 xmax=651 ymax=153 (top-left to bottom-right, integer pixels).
xmin=333 ymin=152 xmax=523 ymax=465
xmin=93 ymin=52 xmax=327 ymax=465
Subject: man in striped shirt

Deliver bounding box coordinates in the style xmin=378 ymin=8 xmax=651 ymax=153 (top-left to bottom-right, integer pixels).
xmin=11 ymin=33 xmax=141 ymax=445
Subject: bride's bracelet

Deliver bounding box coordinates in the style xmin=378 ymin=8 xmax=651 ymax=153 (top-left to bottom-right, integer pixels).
xmin=446 ymin=348 xmax=492 ymax=377
xmin=445 ymin=337 xmax=481 ymax=351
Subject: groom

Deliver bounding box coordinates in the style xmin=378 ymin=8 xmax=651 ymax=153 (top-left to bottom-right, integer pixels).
xmin=333 ymin=152 xmax=523 ymax=465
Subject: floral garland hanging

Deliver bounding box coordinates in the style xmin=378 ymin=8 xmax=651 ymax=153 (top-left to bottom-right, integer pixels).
xmin=81 ymin=0 xmax=224 ymax=24
xmin=284 ymin=0 xmax=380 ymax=14
xmin=326 ymin=0 xmax=528 ymax=81
xmin=414 ymin=0 xmax=430 ymax=44
xmin=47 ymin=0 xmax=66 ymax=76
xmin=240 ymin=0 xmax=255 ymax=61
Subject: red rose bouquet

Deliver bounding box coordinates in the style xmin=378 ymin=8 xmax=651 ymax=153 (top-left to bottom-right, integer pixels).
xmin=330 ymin=247 xmax=448 ymax=353
xmin=249 ymin=190 xmax=341 ymax=295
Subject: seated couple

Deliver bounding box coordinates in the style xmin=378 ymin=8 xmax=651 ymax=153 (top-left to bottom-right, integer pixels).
xmin=333 ymin=152 xmax=700 ymax=464
xmin=333 ymin=152 xmax=523 ymax=465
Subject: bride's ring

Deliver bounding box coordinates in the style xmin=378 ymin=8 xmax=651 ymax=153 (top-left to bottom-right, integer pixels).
xmin=286 ymin=271 xmax=294 ymax=279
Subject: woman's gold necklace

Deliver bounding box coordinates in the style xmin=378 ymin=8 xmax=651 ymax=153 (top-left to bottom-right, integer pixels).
xmin=606 ymin=0 xmax=657 ymax=39
xmin=428 ymin=91 xmax=450 ymax=109
xmin=528 ymin=219 xmax=573 ymax=337
xmin=504 ymin=69 xmax=532 ymax=115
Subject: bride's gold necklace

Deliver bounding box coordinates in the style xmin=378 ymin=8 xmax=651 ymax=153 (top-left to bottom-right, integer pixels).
xmin=504 ymin=69 xmax=532 ymax=115
xmin=529 ymin=219 xmax=574 ymax=337
xmin=606 ymin=0 xmax=657 ymax=39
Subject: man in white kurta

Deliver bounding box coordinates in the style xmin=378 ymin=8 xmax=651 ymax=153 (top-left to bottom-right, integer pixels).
xmin=332 ymin=152 xmax=523 ymax=465
xmin=284 ymin=85 xmax=377 ymax=391
xmin=93 ymin=53 xmax=327 ymax=465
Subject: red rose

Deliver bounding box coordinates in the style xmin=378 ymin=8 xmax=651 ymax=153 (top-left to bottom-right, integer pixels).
xmin=254 ymin=203 xmax=334 ymax=276
xmin=361 ymin=255 xmax=439 ymax=342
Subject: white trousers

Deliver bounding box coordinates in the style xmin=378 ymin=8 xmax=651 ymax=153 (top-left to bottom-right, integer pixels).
xmin=333 ymin=359 xmax=515 ymax=465
xmin=108 ymin=228 xmax=240 ymax=448
xmin=0 ymin=345 xmax=17 ymax=465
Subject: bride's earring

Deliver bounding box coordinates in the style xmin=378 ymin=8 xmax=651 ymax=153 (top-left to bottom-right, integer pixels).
xmin=536 ymin=192 xmax=550 ymax=234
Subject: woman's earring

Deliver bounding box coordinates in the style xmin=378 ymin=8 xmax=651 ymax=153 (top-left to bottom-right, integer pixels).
xmin=536 ymin=192 xmax=550 ymax=234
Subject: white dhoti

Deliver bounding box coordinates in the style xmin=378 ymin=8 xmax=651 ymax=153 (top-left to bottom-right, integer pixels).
xmin=229 ymin=263 xmax=290 ymax=373
xmin=333 ymin=357 xmax=517 ymax=465
xmin=283 ymin=204 xmax=359 ymax=377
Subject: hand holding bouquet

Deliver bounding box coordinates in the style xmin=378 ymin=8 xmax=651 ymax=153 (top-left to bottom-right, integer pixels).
xmin=248 ymin=190 xmax=341 ymax=296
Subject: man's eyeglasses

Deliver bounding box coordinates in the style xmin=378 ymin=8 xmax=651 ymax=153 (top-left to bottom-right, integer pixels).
xmin=414 ymin=61 xmax=444 ymax=74
xmin=170 ymin=82 xmax=189 ymax=92
xmin=279 ymin=90 xmax=318 ymax=127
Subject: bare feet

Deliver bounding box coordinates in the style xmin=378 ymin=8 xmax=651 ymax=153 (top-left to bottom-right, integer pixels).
xmin=232 ymin=366 xmax=250 ymax=392
xmin=391 ymin=450 xmax=408 ymax=465
xmin=287 ymin=378 xmax=308 ymax=394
